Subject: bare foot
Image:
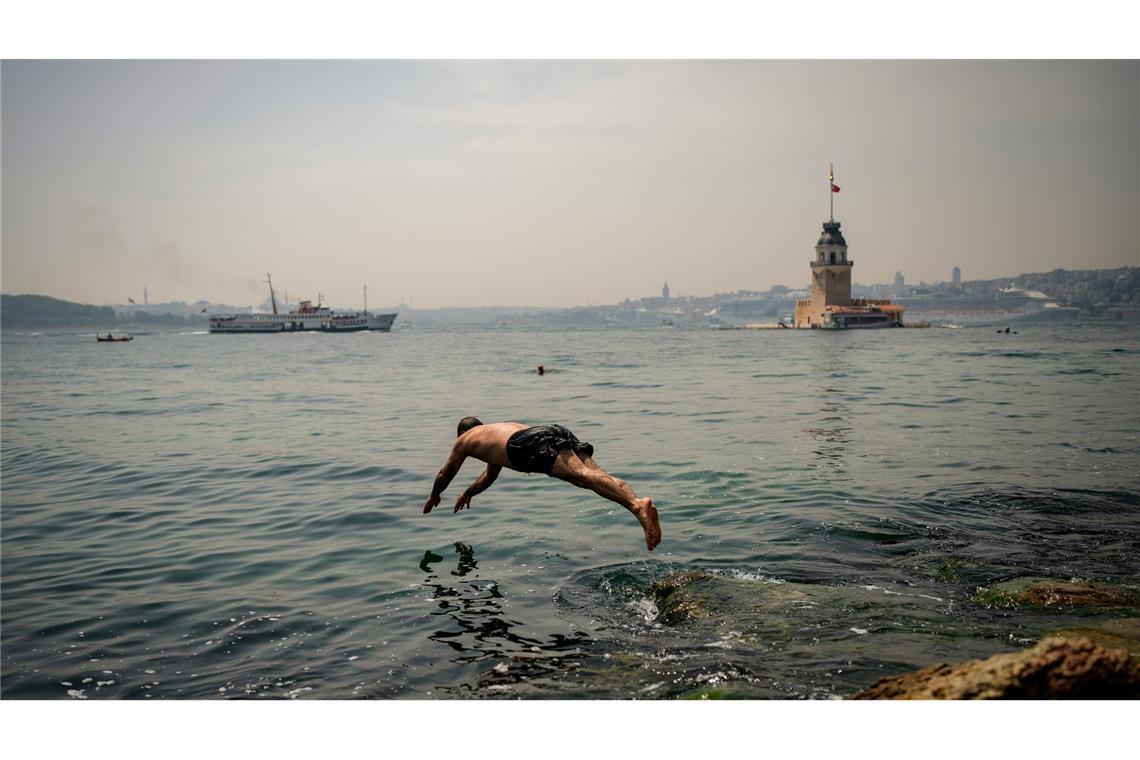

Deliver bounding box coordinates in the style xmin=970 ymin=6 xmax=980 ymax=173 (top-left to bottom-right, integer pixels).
xmin=633 ymin=498 xmax=661 ymax=551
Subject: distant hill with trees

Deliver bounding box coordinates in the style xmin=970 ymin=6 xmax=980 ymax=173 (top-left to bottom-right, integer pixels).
xmin=1 ymin=294 xmax=207 ymax=328
xmin=1 ymin=294 xmax=118 ymax=326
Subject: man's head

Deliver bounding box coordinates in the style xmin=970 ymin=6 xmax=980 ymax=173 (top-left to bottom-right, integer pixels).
xmin=457 ymin=416 xmax=483 ymax=437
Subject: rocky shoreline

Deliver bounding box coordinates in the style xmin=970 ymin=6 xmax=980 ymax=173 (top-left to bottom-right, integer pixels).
xmin=851 ymin=636 xmax=1139 ymax=699
xmin=650 ymin=570 xmax=1140 ymax=699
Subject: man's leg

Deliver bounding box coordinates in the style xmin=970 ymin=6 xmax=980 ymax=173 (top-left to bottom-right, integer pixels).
xmin=551 ymin=451 xmax=661 ymax=551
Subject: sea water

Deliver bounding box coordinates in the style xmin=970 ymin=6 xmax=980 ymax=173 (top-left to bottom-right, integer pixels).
xmin=2 ymin=324 xmax=1138 ymax=698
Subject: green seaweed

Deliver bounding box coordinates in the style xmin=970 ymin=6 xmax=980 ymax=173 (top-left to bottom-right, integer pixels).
xmin=935 ymin=558 xmax=967 ymax=583
xmin=680 ymin=683 xmax=765 ymax=700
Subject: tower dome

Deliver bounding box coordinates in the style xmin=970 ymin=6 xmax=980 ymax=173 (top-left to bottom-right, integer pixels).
xmin=815 ymin=219 xmax=850 ymax=267
xmin=816 ymin=221 xmax=847 ymax=247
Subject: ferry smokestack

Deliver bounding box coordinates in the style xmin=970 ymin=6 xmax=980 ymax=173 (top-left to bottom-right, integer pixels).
xmin=267 ymin=273 xmax=278 ymax=315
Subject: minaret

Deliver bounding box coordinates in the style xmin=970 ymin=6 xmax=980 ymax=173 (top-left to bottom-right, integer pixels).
xmin=144 ymin=287 xmax=148 ymax=306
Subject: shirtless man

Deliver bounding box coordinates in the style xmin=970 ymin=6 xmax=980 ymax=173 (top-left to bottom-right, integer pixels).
xmin=423 ymin=417 xmax=662 ymax=551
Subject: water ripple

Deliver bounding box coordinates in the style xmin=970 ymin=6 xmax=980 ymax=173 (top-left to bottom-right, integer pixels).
xmin=3 ymin=324 xmax=1138 ymax=698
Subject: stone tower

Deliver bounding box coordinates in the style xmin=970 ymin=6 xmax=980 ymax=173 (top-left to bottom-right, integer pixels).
xmin=794 ymin=220 xmax=854 ymax=327
xmin=662 ymin=281 xmax=670 ymax=300
xmin=810 ymin=220 xmax=852 ymax=306
xmin=792 ymin=165 xmax=904 ymax=328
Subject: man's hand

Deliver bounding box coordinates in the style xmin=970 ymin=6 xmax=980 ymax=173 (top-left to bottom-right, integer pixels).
xmin=454 ymin=492 xmax=473 ymax=512
xmin=423 ymin=493 xmax=441 ymax=514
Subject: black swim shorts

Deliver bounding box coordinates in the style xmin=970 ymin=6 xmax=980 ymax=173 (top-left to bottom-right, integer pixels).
xmin=506 ymin=424 xmax=595 ymax=476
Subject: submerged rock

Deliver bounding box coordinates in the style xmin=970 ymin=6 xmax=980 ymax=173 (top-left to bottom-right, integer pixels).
xmin=680 ymin=682 xmax=769 ymax=700
xmin=972 ymin=577 xmax=1139 ymax=609
xmin=651 ymin=570 xmax=714 ymax=625
xmin=652 ymin=569 xmax=710 ymax=596
xmin=649 ymin=568 xmax=963 ymax=642
xmin=851 ymin=637 xmax=1140 ymax=699
xmin=934 ymin=558 xmax=968 ymax=583
xmin=650 ymin=569 xmax=828 ymax=628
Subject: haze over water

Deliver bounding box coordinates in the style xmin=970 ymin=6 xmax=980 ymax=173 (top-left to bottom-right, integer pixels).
xmin=2 ymin=323 xmax=1138 ymax=698
xmin=3 ymin=60 xmax=1136 ymax=308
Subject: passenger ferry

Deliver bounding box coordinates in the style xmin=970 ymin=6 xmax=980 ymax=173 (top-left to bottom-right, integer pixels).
xmin=209 ymin=276 xmax=397 ymax=334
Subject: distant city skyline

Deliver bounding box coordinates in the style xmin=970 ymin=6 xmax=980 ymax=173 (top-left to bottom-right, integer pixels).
xmin=3 ymin=60 xmax=1137 ymax=309
xmin=77 ymin=261 xmax=1136 ymax=313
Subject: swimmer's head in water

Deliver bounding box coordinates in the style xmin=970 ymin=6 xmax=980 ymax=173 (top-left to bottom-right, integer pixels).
xmin=457 ymin=416 xmax=483 ymax=436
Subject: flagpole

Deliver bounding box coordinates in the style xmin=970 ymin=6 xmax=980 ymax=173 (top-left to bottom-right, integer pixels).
xmin=829 ymin=162 xmax=834 ymax=222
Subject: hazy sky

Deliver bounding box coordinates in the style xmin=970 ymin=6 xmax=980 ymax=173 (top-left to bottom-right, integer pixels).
xmin=2 ymin=60 xmax=1137 ymax=308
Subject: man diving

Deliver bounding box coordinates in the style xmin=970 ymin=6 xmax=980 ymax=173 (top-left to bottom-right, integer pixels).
xmin=423 ymin=417 xmax=662 ymax=551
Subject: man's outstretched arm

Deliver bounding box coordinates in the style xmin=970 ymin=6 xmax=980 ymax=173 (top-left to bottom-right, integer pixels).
xmin=454 ymin=464 xmax=501 ymax=512
xmin=424 ymin=444 xmax=467 ymax=513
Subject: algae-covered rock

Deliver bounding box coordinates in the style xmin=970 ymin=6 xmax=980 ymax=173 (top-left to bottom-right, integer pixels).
xmin=973 ymin=577 xmax=1139 ymax=610
xmin=649 ymin=568 xmax=961 ymax=645
xmin=1048 ymin=617 xmax=1140 ymax=656
xmin=851 ymin=637 xmax=1140 ymax=699
xmin=651 ymin=570 xmax=714 ymax=625
xmin=680 ymin=683 xmax=768 ymax=700
xmin=650 ymin=569 xmax=824 ymax=629
xmin=934 ymin=558 xmax=968 ymax=583
xmin=652 ymin=570 xmax=710 ymax=595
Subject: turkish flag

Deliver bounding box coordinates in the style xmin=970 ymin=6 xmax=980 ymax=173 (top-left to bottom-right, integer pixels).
xmin=831 ymin=184 xmax=841 ymax=193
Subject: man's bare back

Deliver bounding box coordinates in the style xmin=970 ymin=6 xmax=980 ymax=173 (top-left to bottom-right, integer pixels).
xmin=423 ymin=418 xmax=661 ymax=551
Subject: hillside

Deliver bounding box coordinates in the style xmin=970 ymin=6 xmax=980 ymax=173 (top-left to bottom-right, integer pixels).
xmin=1 ymin=294 xmax=118 ymax=326
xmin=2 ymin=294 xmax=206 ymax=328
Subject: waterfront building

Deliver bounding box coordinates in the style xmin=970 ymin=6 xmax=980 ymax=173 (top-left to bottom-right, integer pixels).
xmin=793 ymin=166 xmax=904 ymax=329
xmin=952 ymin=266 xmax=962 ymax=286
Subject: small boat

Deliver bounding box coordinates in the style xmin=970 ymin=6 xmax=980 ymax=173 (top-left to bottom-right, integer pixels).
xmin=96 ymin=334 xmax=133 ymax=342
